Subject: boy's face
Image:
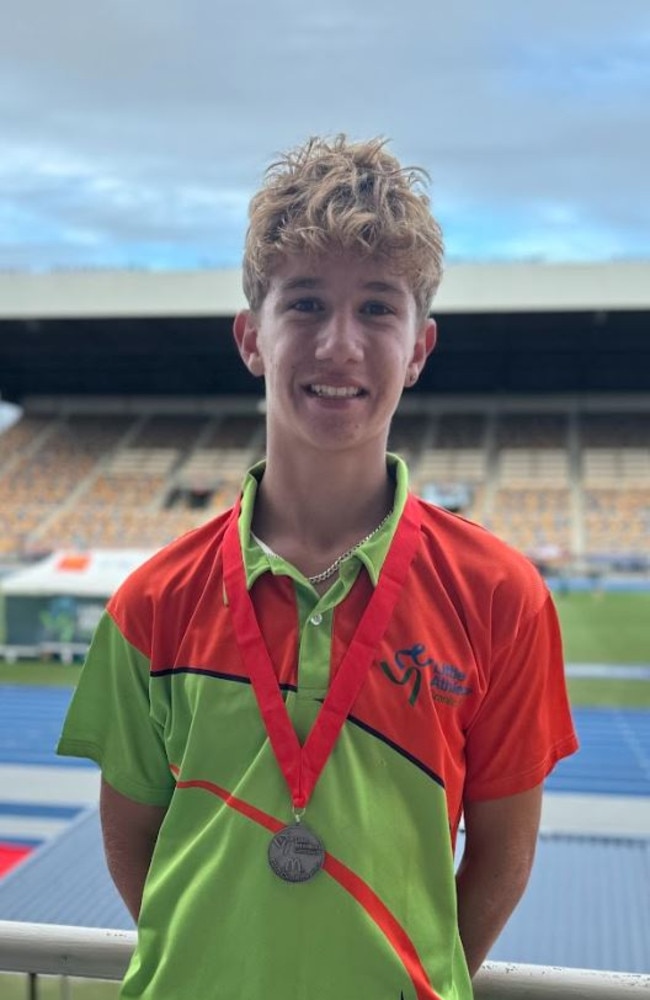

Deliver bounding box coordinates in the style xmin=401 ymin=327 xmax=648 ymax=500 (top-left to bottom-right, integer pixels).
xmin=233 ymin=253 xmax=436 ymax=457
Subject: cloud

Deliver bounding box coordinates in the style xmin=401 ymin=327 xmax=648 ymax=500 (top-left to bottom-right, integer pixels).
xmin=0 ymin=0 xmax=649 ymax=269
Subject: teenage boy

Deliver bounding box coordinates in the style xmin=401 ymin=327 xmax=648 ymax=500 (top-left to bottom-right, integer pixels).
xmin=58 ymin=135 xmax=578 ymax=1000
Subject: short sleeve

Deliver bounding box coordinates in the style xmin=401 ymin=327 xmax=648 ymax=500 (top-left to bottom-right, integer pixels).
xmin=57 ymin=610 xmax=175 ymax=807
xmin=463 ymin=593 xmax=578 ymax=802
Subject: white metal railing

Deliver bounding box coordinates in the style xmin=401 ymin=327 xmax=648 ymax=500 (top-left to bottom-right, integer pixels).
xmin=0 ymin=920 xmax=648 ymax=998
xmin=0 ymin=920 xmax=133 ymax=981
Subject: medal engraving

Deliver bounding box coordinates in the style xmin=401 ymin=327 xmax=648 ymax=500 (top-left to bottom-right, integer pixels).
xmin=268 ymin=823 xmax=325 ymax=883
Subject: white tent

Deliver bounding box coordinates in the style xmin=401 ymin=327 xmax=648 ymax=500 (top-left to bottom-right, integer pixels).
xmin=1 ymin=550 xmax=155 ymax=599
xmin=1 ymin=550 xmax=155 ymax=654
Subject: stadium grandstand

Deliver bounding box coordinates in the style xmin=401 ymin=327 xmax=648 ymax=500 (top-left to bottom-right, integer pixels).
xmin=1 ymin=261 xmax=649 ymax=592
xmin=1 ymin=263 xmax=649 ymax=996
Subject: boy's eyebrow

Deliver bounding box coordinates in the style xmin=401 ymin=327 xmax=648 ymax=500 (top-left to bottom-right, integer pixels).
xmin=363 ymin=280 xmax=407 ymax=298
xmin=278 ymin=277 xmax=406 ymax=297
xmin=278 ymin=276 xmax=323 ymax=292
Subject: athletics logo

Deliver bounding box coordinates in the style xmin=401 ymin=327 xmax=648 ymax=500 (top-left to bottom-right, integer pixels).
xmin=379 ymin=644 xmax=472 ymax=707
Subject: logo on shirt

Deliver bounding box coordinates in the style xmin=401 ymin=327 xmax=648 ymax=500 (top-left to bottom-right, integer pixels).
xmin=379 ymin=644 xmax=472 ymax=708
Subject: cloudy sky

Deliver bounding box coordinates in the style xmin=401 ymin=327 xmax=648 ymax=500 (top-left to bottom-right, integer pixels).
xmin=1 ymin=0 xmax=649 ymax=272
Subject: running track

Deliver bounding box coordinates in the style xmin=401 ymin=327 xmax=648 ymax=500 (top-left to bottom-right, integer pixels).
xmin=0 ymin=684 xmax=648 ymax=796
xmin=0 ymin=684 xmax=648 ymax=876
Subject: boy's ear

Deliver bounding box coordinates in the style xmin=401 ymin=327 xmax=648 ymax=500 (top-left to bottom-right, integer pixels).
xmin=411 ymin=318 xmax=437 ymax=369
xmin=233 ymin=310 xmax=265 ymax=377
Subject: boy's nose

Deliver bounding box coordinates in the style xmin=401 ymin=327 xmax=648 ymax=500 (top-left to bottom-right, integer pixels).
xmin=314 ymin=312 xmax=364 ymax=364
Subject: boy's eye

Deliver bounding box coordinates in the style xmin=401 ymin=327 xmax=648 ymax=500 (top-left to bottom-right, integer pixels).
xmin=362 ymin=301 xmax=393 ymax=316
xmin=290 ymin=298 xmax=323 ymax=313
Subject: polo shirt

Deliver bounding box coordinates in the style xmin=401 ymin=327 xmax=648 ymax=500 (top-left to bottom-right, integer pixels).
xmin=57 ymin=456 xmax=578 ymax=1000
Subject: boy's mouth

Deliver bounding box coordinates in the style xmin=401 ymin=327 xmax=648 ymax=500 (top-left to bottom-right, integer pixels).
xmin=306 ymin=384 xmax=366 ymax=398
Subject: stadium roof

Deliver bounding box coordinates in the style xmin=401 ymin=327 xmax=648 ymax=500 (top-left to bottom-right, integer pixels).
xmin=2 ymin=261 xmax=650 ymax=321
xmin=0 ymin=807 xmax=648 ymax=974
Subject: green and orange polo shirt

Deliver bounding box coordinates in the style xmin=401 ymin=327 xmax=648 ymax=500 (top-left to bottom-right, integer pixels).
xmin=57 ymin=456 xmax=578 ymax=1000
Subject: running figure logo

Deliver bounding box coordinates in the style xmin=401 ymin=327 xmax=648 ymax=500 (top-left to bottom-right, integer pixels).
xmin=379 ymin=643 xmax=472 ymax=707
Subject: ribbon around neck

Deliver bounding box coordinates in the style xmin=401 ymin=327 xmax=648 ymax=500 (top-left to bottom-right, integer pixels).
xmin=222 ymin=494 xmax=422 ymax=811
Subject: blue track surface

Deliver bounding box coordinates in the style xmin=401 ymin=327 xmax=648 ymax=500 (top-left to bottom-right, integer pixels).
xmin=0 ymin=686 xmax=94 ymax=768
xmin=546 ymin=706 xmax=650 ymax=797
xmin=0 ymin=686 xmax=649 ymax=796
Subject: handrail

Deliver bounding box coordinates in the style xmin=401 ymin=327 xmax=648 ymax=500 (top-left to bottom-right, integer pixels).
xmin=0 ymin=921 xmax=133 ymax=981
xmin=0 ymin=920 xmax=648 ymax=997
xmin=474 ymin=962 xmax=650 ymax=997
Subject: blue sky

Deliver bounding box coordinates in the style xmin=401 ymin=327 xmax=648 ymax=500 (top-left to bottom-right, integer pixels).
xmin=1 ymin=0 xmax=649 ymax=272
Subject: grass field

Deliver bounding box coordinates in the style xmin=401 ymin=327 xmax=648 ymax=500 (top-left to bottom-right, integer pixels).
xmin=566 ymin=677 xmax=649 ymax=707
xmin=0 ymin=591 xmax=648 ymax=707
xmin=553 ymin=592 xmax=650 ymax=706
xmin=0 ymin=660 xmax=81 ymax=687
xmin=0 ymin=974 xmax=119 ymax=998
xmin=552 ymin=591 xmax=650 ymax=664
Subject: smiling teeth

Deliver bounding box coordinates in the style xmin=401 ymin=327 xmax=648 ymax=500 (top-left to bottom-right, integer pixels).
xmin=310 ymin=385 xmax=362 ymax=398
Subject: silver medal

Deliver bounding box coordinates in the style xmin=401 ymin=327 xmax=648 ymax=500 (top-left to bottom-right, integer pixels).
xmin=268 ymin=822 xmax=325 ymax=883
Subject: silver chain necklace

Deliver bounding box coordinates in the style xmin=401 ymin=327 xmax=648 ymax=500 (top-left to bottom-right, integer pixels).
xmin=306 ymin=511 xmax=393 ymax=584
xmin=254 ymin=510 xmax=393 ymax=586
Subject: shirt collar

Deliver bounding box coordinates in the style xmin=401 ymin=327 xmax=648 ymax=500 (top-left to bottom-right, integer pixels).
xmin=238 ymin=454 xmax=409 ymax=590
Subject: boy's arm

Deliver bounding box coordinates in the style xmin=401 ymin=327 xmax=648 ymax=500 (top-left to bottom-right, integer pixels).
xmin=100 ymin=776 xmax=168 ymax=922
xmin=455 ymin=784 xmax=543 ymax=977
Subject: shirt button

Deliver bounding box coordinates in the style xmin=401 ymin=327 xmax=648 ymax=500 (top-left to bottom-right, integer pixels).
xmin=309 ymin=613 xmax=323 ymax=626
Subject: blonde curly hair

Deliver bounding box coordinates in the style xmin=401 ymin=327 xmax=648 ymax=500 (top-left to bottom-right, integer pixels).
xmin=242 ymin=135 xmax=444 ymax=321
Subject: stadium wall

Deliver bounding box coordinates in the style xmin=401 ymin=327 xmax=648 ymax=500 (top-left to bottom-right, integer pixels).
xmin=1 ymin=261 xmax=650 ymax=320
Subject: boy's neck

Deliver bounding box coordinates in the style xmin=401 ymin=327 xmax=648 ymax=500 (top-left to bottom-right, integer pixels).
xmin=252 ymin=446 xmax=395 ymax=552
